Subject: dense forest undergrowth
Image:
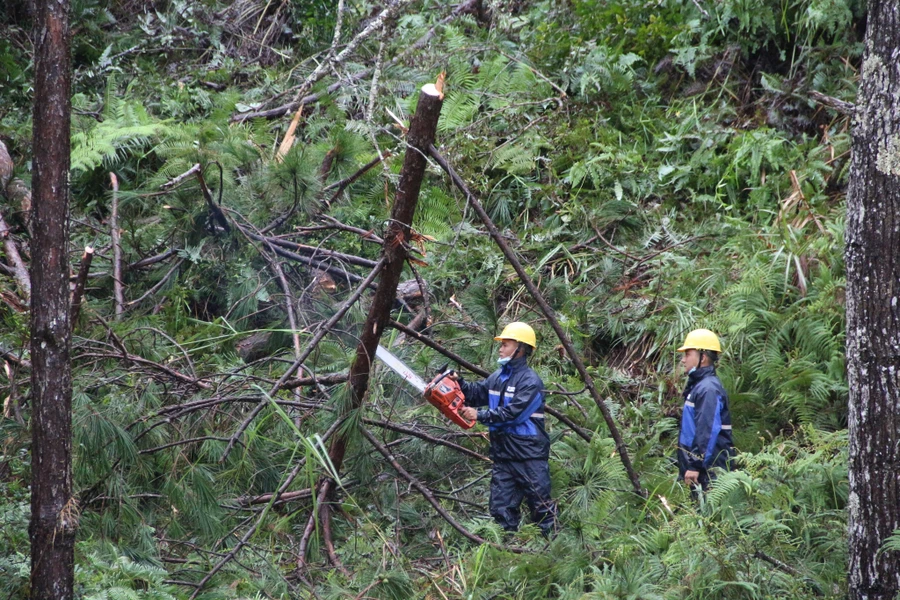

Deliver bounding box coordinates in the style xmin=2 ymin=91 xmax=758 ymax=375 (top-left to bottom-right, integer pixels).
xmin=0 ymin=0 xmax=863 ymax=597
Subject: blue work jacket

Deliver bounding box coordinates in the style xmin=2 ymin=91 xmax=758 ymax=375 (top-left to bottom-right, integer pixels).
xmin=677 ymin=365 xmax=734 ymax=476
xmin=460 ymin=356 xmax=549 ymax=462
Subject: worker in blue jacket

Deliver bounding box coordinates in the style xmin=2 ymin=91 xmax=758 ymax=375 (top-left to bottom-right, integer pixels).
xmin=676 ymin=328 xmax=735 ymax=490
xmin=456 ymin=322 xmax=555 ymax=535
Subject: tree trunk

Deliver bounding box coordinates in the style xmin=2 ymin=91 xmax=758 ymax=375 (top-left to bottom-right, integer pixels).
xmin=327 ymin=82 xmax=444 ymax=474
xmin=846 ymin=3 xmax=900 ymax=599
xmin=29 ymin=0 xmax=75 ymax=597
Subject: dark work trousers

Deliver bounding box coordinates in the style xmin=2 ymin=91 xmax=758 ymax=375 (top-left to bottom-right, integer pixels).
xmin=489 ymin=459 xmax=556 ymax=534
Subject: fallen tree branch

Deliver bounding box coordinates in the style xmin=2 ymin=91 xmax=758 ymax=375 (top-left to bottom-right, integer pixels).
xmin=231 ymin=0 xmax=482 ymax=123
xmin=364 ymin=417 xmax=489 ymax=462
xmin=360 ymin=427 xmax=496 ymax=548
xmin=128 ymin=248 xmax=180 ymax=271
xmin=110 ymin=173 xmax=124 ymax=319
xmin=80 ymin=350 xmax=210 ymax=390
xmin=429 ymin=145 xmax=644 ymax=497
xmin=388 ymin=319 xmax=488 ymax=376
xmin=124 ymin=258 xmax=185 ymax=308
xmin=318 ymin=214 xmax=385 ymax=245
xmin=0 ymin=209 xmax=30 ymax=303
xmin=807 ymin=90 xmax=855 ymax=116
xmin=71 ymin=246 xmax=94 ymax=330
xmin=160 ymin=163 xmax=201 ymax=190
xmin=220 ymin=257 xmax=386 ymax=462
xmin=324 ymin=153 xmax=391 ymax=206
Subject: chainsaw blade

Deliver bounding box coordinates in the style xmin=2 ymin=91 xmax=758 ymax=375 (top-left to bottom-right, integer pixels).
xmin=375 ymin=345 xmax=427 ymax=393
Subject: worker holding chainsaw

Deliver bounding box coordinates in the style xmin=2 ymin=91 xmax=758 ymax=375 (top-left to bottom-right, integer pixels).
xmin=454 ymin=322 xmax=556 ymax=536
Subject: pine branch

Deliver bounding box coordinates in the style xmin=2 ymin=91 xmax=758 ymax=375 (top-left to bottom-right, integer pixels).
xmin=220 ymin=257 xmax=386 ymax=462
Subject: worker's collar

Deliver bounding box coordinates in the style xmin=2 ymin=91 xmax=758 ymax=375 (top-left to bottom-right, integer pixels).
xmin=687 ymin=364 xmax=716 ymax=383
xmin=501 ymin=355 xmax=529 ymax=373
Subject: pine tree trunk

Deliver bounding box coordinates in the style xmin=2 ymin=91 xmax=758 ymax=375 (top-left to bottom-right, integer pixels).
xmin=29 ymin=0 xmax=74 ymax=597
xmin=327 ymin=82 xmax=444 ymax=473
xmin=846 ymin=3 xmax=900 ymax=598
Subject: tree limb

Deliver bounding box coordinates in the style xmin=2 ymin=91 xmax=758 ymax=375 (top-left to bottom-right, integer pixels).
xmin=360 ymin=427 xmax=494 ymax=546
xmin=0 ymin=208 xmax=31 ymax=303
xmin=429 ymin=145 xmax=644 ymax=497
xmin=110 ymin=173 xmax=124 ymax=319
xmin=220 ymin=257 xmax=386 ymax=462
xmin=71 ymin=246 xmax=94 ymax=331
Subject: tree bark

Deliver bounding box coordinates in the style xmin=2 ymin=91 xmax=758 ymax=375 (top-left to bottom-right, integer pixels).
xmin=29 ymin=0 xmax=75 ymax=597
xmin=846 ymin=3 xmax=900 ymax=599
xmin=327 ymin=82 xmax=443 ymax=476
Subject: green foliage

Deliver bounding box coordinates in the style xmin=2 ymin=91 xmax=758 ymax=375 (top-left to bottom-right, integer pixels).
xmin=71 ymin=84 xmax=168 ymax=177
xmin=0 ymin=0 xmax=862 ymax=596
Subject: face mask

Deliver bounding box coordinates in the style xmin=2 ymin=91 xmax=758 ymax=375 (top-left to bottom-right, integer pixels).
xmin=497 ymin=356 xmax=512 ymax=367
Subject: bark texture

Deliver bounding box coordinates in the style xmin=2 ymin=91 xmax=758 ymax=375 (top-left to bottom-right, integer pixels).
xmin=846 ymin=3 xmax=900 ymax=599
xmin=29 ymin=0 xmax=75 ymax=597
xmin=327 ymin=84 xmax=443 ymax=473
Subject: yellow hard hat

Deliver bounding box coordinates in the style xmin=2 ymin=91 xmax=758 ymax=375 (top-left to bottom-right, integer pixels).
xmin=677 ymin=329 xmax=722 ymax=352
xmin=494 ymin=322 xmax=537 ymax=348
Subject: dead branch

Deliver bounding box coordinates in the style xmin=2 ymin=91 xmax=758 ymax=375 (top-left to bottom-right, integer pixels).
xmin=320 ymin=498 xmax=347 ymax=574
xmin=71 ymin=246 xmax=94 ymax=330
xmin=258 ymin=236 xmax=379 ymax=269
xmin=160 ymin=163 xmax=201 ymax=190
xmin=190 ymin=414 xmax=346 ymax=599
xmin=286 ymin=0 xmax=418 ymax=111
xmin=0 ymin=209 xmax=31 ymax=303
xmin=80 ymin=349 xmax=210 ymax=390
xmin=89 ymin=315 xmax=210 ymax=390
xmin=360 ymin=427 xmax=500 ymax=549
xmin=138 ymin=436 xmax=236 ymax=455
xmin=318 ymin=214 xmax=385 ymax=245
xmin=752 ymin=551 xmax=825 ymax=595
xmin=110 ymin=173 xmax=124 ymax=319
xmin=364 ymin=417 xmax=489 ymax=462
xmin=324 ymin=153 xmax=391 ymax=206
xmin=124 ymin=258 xmax=185 ymax=308
xmin=280 ymin=372 xmax=349 ymax=390
xmin=234 ymin=223 xmax=374 ymax=287
xmin=231 ymin=0 xmax=482 ymax=123
xmin=238 ymin=488 xmax=313 ymax=507
xmin=128 ymin=248 xmax=180 ymax=271
xmin=808 ymin=90 xmax=855 ymax=116
xmin=297 ymin=478 xmax=332 ymax=568
xmin=429 ymin=145 xmax=644 ymax=497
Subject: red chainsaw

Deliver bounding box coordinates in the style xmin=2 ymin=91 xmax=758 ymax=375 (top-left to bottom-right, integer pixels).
xmin=376 ymin=345 xmax=475 ymax=429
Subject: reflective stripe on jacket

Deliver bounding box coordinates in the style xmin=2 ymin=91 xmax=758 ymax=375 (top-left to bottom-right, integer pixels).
xmin=460 ymin=356 xmax=549 ymax=462
xmin=677 ymin=365 xmax=734 ymax=476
